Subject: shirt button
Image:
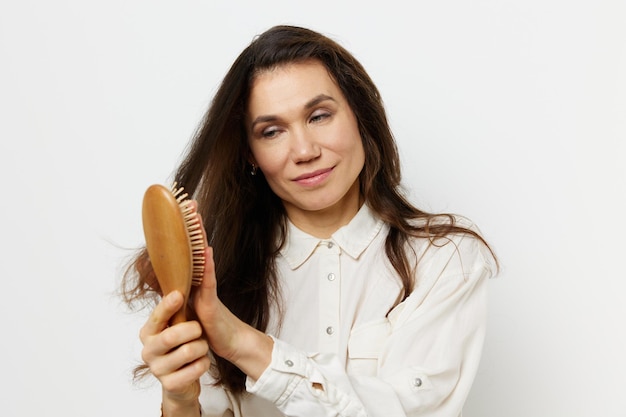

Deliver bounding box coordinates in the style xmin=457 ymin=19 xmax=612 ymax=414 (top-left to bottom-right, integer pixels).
xmin=284 ymin=359 xmax=294 ymax=367
xmin=326 ymin=326 xmax=334 ymax=335
xmin=327 ymin=242 xmax=334 ymax=248
xmin=327 ymin=273 xmax=335 ymax=281
xmin=413 ymin=378 xmax=422 ymax=388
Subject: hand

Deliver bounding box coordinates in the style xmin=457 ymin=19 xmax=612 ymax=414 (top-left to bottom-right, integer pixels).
xmin=193 ymin=246 xmax=274 ymax=380
xmin=193 ymin=246 xmax=243 ymax=362
xmin=189 ymin=208 xmax=248 ymax=363
xmin=139 ymin=291 xmax=211 ymax=406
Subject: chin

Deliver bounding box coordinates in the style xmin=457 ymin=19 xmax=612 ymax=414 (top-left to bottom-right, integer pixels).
xmin=304 ymin=199 xmax=343 ymax=212
xmin=285 ymin=197 xmax=334 ymax=212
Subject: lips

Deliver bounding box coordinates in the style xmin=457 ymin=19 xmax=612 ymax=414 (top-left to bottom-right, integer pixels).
xmin=292 ymin=167 xmax=334 ymax=186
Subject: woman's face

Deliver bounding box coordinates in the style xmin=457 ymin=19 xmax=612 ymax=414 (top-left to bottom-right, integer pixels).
xmin=246 ymin=60 xmax=365 ymax=230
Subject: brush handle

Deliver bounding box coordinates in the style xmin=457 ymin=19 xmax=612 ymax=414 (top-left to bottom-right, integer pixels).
xmin=142 ymin=184 xmax=193 ymax=325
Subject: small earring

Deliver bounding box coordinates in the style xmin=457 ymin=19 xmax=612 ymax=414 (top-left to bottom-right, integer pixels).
xmin=250 ymin=163 xmax=258 ymax=176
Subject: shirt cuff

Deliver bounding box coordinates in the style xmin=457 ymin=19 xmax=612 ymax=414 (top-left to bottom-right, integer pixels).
xmin=245 ymin=335 xmax=315 ymax=406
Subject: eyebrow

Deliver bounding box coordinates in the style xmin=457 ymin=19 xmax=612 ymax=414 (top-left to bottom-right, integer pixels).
xmin=305 ymin=94 xmax=335 ymax=109
xmin=250 ymin=94 xmax=336 ymax=130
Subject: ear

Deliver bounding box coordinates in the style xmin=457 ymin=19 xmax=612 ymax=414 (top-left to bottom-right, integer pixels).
xmin=247 ymin=151 xmax=257 ymax=167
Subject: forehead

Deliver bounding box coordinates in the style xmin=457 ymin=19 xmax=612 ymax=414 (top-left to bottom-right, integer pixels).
xmin=247 ymin=60 xmax=343 ymax=116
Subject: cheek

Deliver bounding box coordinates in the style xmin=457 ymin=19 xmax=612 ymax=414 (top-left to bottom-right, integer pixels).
xmin=337 ymin=128 xmax=365 ymax=162
xmin=334 ymin=115 xmax=363 ymax=152
xmin=252 ymin=147 xmax=285 ymax=180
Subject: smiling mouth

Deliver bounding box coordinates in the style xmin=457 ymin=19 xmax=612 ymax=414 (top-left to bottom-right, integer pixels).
xmin=293 ymin=167 xmax=334 ymax=185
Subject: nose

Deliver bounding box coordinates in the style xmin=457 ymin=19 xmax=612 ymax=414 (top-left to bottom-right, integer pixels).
xmin=290 ymin=127 xmax=321 ymax=163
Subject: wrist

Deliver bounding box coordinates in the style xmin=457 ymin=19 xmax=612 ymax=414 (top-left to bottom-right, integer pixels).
xmin=161 ymin=400 xmax=201 ymax=417
xmin=161 ymin=386 xmax=201 ymax=417
xmin=230 ymin=327 xmax=274 ymax=381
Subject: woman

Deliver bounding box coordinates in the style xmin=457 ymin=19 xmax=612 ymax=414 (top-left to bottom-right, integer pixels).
xmin=123 ymin=25 xmax=497 ymax=417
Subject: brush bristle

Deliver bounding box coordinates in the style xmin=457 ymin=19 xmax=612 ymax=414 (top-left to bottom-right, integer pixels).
xmin=172 ymin=182 xmax=205 ymax=285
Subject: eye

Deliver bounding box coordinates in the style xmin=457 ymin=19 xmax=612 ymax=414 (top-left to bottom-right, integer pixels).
xmin=261 ymin=126 xmax=282 ymax=139
xmin=309 ymin=110 xmax=331 ymax=124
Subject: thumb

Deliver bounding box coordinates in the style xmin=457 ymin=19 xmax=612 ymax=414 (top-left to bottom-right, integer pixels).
xmin=193 ymin=246 xmax=218 ymax=315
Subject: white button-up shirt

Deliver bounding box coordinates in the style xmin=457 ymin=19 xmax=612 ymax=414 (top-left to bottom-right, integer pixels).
xmin=200 ymin=204 xmax=496 ymax=416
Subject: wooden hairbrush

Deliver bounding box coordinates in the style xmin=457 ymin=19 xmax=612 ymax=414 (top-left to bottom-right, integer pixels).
xmin=141 ymin=183 xmax=205 ymax=325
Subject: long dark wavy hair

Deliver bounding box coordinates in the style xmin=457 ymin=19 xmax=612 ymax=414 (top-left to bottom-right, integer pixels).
xmin=122 ymin=25 xmax=496 ymax=394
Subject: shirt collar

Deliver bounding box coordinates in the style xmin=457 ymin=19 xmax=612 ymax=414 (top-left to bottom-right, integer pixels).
xmin=280 ymin=204 xmax=385 ymax=270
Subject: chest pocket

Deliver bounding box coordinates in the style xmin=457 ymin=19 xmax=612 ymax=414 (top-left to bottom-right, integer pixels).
xmin=347 ymin=318 xmax=391 ymax=376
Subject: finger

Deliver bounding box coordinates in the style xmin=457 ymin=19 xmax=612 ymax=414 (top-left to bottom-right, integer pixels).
xmin=139 ymin=291 xmax=183 ymax=342
xmin=159 ymin=355 xmax=212 ymax=394
xmin=194 ymin=246 xmax=217 ymax=310
xmin=202 ymin=246 xmax=215 ymax=288
xmin=142 ymin=320 xmax=204 ymax=362
xmin=149 ymin=337 xmax=210 ymax=378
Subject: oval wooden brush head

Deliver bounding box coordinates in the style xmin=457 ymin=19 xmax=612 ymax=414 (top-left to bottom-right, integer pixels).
xmin=142 ymin=183 xmax=205 ymax=325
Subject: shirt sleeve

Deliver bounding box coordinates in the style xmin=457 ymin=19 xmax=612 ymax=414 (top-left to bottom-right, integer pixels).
xmin=246 ymin=337 xmax=369 ymax=416
xmin=246 ymin=232 xmax=496 ymax=417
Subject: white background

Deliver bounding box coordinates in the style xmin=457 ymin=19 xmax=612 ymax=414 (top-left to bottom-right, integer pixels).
xmin=1 ymin=1 xmax=624 ymax=416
